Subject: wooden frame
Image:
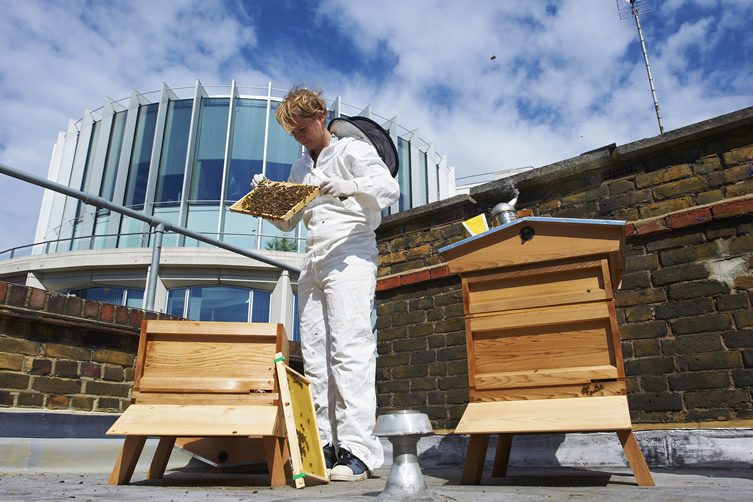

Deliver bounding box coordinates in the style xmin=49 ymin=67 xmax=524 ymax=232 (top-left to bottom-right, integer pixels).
xmin=107 ymin=320 xmax=291 ymax=487
xmin=439 ymin=217 xmax=654 ymax=487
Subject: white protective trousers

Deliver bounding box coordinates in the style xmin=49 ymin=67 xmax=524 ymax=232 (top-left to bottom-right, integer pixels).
xmin=274 ymin=136 xmax=399 ymax=471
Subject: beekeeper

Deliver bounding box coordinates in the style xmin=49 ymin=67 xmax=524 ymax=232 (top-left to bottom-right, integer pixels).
xmin=253 ymin=86 xmax=399 ymax=482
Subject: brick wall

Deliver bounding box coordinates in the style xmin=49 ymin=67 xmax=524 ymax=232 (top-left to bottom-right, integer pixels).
xmin=376 ymin=106 xmax=753 ymax=428
xmin=0 ymin=281 xmax=175 ymax=413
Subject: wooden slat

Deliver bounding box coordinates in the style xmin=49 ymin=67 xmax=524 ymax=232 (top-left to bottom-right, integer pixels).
xmin=455 ymin=395 xmax=633 ymax=434
xmin=474 ymin=365 xmax=618 ymax=390
xmin=131 ymin=391 xmax=277 ymax=405
xmin=471 ymin=380 xmax=626 ymax=402
xmin=137 ymin=376 xmax=274 ymax=393
xmin=144 ymin=320 xmax=282 ymax=337
xmin=469 ymin=302 xmax=610 ymax=333
xmin=473 ymin=321 xmax=613 ymax=375
xmin=442 ymin=221 xmax=623 ymax=275
xmin=468 ymin=267 xmax=606 ymax=315
xmin=107 ymin=404 xmax=280 ymax=436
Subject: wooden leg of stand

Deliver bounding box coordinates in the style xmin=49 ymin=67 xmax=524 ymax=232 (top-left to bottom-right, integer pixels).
xmin=108 ymin=435 xmax=147 ymax=485
xmin=461 ymin=434 xmax=490 ymax=485
xmin=148 ymin=436 xmax=177 ymax=480
xmin=264 ymin=436 xmax=287 ymax=487
xmin=491 ymin=433 xmax=513 ymax=477
xmin=617 ymin=430 xmax=655 ymax=487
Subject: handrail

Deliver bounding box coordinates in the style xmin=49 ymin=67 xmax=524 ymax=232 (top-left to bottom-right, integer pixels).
xmin=0 ymin=162 xmax=301 ymax=275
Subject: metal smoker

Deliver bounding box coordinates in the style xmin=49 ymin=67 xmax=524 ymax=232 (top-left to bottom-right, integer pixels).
xmin=490 ymin=194 xmax=519 ymax=227
xmin=373 ymin=410 xmax=434 ymax=501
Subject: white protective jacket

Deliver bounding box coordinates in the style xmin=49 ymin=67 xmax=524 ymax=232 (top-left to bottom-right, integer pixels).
xmin=270 ymin=136 xmax=399 ymax=252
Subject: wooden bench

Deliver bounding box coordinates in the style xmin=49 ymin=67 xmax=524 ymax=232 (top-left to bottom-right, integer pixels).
xmin=439 ymin=217 xmax=654 ymax=486
xmin=106 ymin=320 xmax=289 ymax=486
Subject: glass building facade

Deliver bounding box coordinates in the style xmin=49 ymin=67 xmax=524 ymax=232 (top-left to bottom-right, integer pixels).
xmin=10 ymin=81 xmax=455 ymax=338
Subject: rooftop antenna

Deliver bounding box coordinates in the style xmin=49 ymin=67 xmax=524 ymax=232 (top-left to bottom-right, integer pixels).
xmin=617 ymin=0 xmax=664 ymax=136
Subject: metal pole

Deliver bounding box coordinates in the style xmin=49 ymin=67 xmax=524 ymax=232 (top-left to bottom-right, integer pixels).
xmin=632 ymin=3 xmax=664 ymax=135
xmin=0 ymin=162 xmax=301 ymax=274
xmin=143 ymin=223 xmax=164 ymax=311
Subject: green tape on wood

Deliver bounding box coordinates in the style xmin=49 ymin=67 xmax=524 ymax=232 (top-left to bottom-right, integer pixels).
xmin=292 ymin=472 xmax=306 ymax=480
xmin=273 ymin=355 xmax=286 ymax=363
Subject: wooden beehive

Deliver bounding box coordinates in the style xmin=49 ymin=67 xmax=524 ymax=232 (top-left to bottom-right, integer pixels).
xmin=230 ymin=179 xmax=319 ymax=222
xmin=438 ymin=216 xmax=654 ymax=486
xmin=106 ymin=320 xmax=291 ymax=487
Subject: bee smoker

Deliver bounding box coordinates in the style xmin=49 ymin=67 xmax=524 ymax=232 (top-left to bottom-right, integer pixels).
xmin=490 ymin=195 xmax=519 ymax=227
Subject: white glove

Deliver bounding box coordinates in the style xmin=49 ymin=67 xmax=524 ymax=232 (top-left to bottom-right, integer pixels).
xmin=320 ymin=179 xmax=357 ymax=198
xmin=251 ymin=173 xmax=266 ymax=189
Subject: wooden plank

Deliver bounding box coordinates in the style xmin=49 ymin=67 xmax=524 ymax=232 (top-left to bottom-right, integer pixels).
xmin=471 ymin=380 xmax=626 ymax=402
xmin=473 ymin=321 xmax=613 ymax=375
xmin=467 ymin=267 xmax=606 ymax=315
xmin=461 ymin=434 xmax=489 ymax=485
xmin=617 ymin=430 xmax=656 ymax=486
xmin=137 ymin=376 xmax=274 ymax=393
xmin=143 ymin=320 xmax=283 ymax=337
xmin=469 ymin=302 xmax=610 ymax=333
xmin=106 ymin=404 xmax=279 ymax=436
xmin=147 ymin=436 xmax=176 ymax=480
xmin=275 ymin=354 xmax=329 ymax=487
xmin=491 ymin=433 xmax=513 ymax=477
xmin=131 ymin=391 xmax=277 ymax=405
xmin=455 ymin=395 xmax=633 ymax=434
xmin=107 ymin=435 xmax=147 ymax=485
xmin=230 ymin=180 xmax=319 ymax=222
xmin=463 ymin=257 xmax=603 ymax=283
xmin=474 ymin=365 xmax=618 ymax=390
xmin=442 ymin=221 xmax=623 ymax=275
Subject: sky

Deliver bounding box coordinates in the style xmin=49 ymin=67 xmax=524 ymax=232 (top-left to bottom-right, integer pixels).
xmin=0 ymin=0 xmax=752 ymax=253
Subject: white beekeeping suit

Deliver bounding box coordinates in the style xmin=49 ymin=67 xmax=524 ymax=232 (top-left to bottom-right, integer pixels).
xmin=267 ymin=135 xmax=399 ymax=471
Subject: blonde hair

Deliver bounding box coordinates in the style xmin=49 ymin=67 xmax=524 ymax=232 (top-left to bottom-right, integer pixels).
xmin=275 ymin=86 xmax=327 ymax=133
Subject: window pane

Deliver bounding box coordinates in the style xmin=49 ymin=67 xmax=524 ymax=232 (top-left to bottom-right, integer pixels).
xmin=415 ymin=150 xmax=428 ymax=206
xmin=166 ymin=288 xmax=187 ymax=316
xmin=68 ymin=286 xmax=123 ymax=305
xmin=223 ymin=206 xmax=259 ymax=249
xmin=185 ymin=205 xmax=219 ymax=247
xmin=100 ymin=110 xmax=128 ymax=201
xmin=226 ymin=99 xmax=265 ymax=202
xmin=186 ymin=286 xmax=248 ymax=322
xmin=397 ymin=137 xmax=412 ymax=211
xmin=260 ymin=220 xmax=297 ymax=251
xmin=69 ymin=121 xmax=104 ymax=251
xmin=125 ymin=288 xmax=144 ymax=309
xmin=251 ymin=289 xmax=270 ymax=323
xmin=155 ymin=99 xmax=192 ymax=205
xmin=190 ymin=98 xmax=229 ymax=202
xmin=124 ymin=103 xmax=159 ymax=210
xmin=265 ymin=102 xmax=301 ymax=181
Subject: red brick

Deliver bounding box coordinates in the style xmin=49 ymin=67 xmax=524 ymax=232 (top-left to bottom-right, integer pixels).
xmin=64 ymin=296 xmax=83 ymax=317
xmin=79 ymin=362 xmax=101 ymax=378
xmin=27 ymin=288 xmax=47 ymax=310
xmin=114 ymin=306 xmax=129 ymax=325
xmin=46 ymin=395 xmax=70 ymax=410
xmin=99 ymin=303 xmax=114 ymax=323
xmin=625 ymin=223 xmax=637 ymax=237
xmin=667 ymin=208 xmax=712 ymax=229
xmin=128 ymin=309 xmax=144 ymax=329
xmin=376 ymin=276 xmax=402 ymax=292
xmin=634 ymin=218 xmax=669 ymax=236
xmin=0 ymin=281 xmax=8 ymax=303
xmin=83 ymin=300 xmax=99 ymax=319
xmin=401 ymin=269 xmax=431 ymax=286
xmin=712 ymin=197 xmax=753 ymax=219
xmin=429 ymin=264 xmax=451 ymax=280
xmin=7 ymin=284 xmax=28 ymax=307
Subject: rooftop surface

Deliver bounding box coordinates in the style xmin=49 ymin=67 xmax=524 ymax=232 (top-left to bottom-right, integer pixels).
xmin=2 ymin=465 xmax=753 ymax=501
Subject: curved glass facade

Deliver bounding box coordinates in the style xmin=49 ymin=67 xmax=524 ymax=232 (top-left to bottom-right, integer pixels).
xmin=8 ymin=81 xmax=455 ymax=338
xmin=35 ymin=81 xmax=454 ymax=255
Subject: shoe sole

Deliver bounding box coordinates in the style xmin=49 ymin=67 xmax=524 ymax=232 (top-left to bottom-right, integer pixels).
xmin=329 ymin=471 xmax=368 ymax=482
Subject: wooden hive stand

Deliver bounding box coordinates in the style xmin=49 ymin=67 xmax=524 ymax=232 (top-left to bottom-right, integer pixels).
xmin=438 ymin=217 xmax=655 ymax=487
xmin=107 ymin=320 xmax=290 ymax=487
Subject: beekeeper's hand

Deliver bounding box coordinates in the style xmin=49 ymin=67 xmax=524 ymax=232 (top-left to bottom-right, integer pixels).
xmin=251 ymin=173 xmax=266 ymax=189
xmin=320 ymin=179 xmax=357 ymax=198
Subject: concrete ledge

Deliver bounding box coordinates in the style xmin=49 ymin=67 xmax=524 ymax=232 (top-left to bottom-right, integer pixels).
xmin=2 ymin=428 xmax=751 ymax=473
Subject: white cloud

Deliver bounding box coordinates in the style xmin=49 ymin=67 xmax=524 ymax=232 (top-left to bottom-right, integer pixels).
xmin=1 ymin=0 xmax=752 ymax=255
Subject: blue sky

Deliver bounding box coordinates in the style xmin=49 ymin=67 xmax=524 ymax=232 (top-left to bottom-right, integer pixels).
xmin=1 ymin=0 xmax=752 ymax=252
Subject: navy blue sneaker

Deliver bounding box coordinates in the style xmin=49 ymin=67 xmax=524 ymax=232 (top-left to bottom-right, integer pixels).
xmin=323 ymin=443 xmax=337 ymax=471
xmin=330 ymin=448 xmax=368 ymax=482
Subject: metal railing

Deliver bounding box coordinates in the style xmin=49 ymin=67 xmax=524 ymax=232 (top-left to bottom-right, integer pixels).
xmin=0 ymin=162 xmax=301 ymax=310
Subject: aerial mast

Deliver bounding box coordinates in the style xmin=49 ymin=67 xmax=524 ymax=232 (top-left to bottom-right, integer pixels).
xmin=617 ymin=0 xmax=664 ymax=135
